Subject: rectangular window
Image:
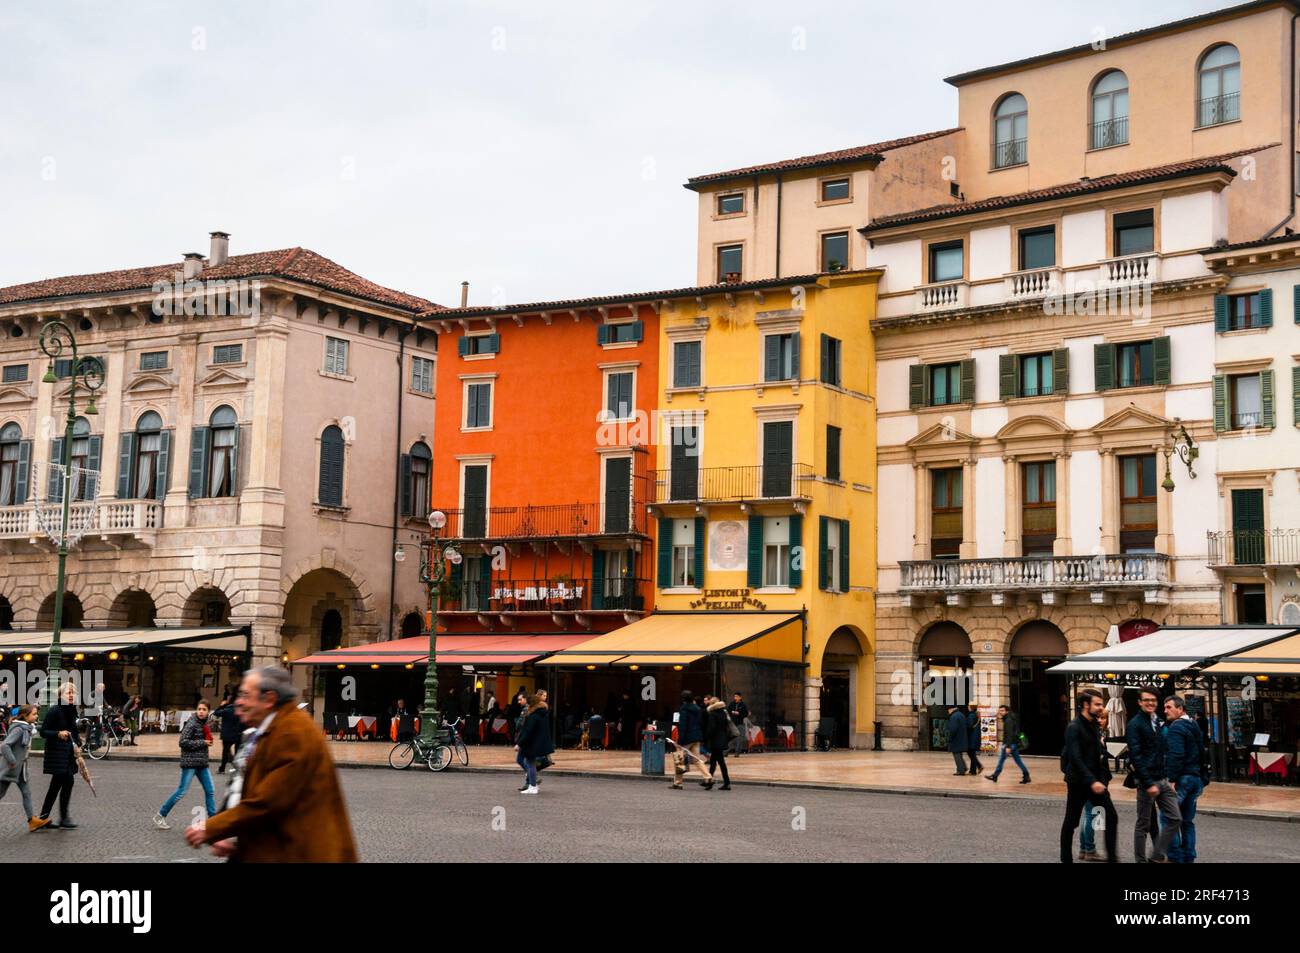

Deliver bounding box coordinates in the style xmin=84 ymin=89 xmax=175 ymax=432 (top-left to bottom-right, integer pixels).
xmin=1116 ymin=341 xmax=1154 ymax=388
xmin=462 ymin=464 xmax=488 ymax=537
xmin=1018 ymin=227 xmax=1055 ymax=270
xmin=820 ymin=335 xmax=842 ymax=386
xmin=1229 ymin=374 xmax=1263 ymax=430
xmin=669 ymin=426 xmax=699 ymax=501
xmin=139 ymin=351 xmax=168 ymax=371
xmin=821 ymin=232 xmax=849 ymax=272
xmin=605 ymin=370 xmax=634 ymax=421
xmin=931 ymin=467 xmax=963 ymax=558
xmin=821 ymin=177 xmax=850 ymax=202
xmin=1231 ymin=488 xmax=1265 ymax=566
xmin=1019 ymin=353 xmax=1054 ymax=398
xmin=1228 ymin=292 xmax=1264 ymax=331
xmin=1120 ymin=454 xmax=1157 ymax=553
xmin=603 ymin=456 xmax=632 ymax=533
xmin=717 ymin=244 xmax=743 ymax=283
xmin=465 ymin=382 xmax=492 ymax=429
xmin=213 ymin=343 xmax=243 ymax=365
xmin=761 ymin=420 xmax=793 ymax=497
xmin=324 ymin=336 xmax=349 ymax=375
xmin=671 ymin=519 xmax=696 ymax=588
xmin=673 ymin=340 xmax=701 ymax=388
xmin=763 ymin=516 xmax=791 ymax=588
xmin=764 ymin=333 xmax=798 ymax=382
xmin=826 ymin=425 xmax=841 ymax=482
xmin=717 ymin=193 xmax=744 ymax=215
xmin=54 ymin=359 xmax=74 ymax=379
xmin=1 ymin=364 xmax=27 ymax=383
xmin=1113 ymin=209 xmax=1155 ymax=257
xmin=605 ymin=322 xmax=640 ymax=345
xmin=463 ymin=334 xmax=497 ymax=356
xmin=1021 ymin=461 xmax=1057 ymax=556
xmin=929 ymin=363 xmax=961 ymax=406
xmin=929 ymin=241 xmax=964 ymax=282
xmin=411 ymin=356 xmax=434 ymax=394
xmin=825 ymin=519 xmax=842 ymax=591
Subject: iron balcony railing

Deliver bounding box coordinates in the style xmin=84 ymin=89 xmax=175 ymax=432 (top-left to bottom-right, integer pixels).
xmin=649 ymin=463 xmax=814 ymax=505
xmin=445 ymin=577 xmax=647 ymax=614
xmin=1196 ymin=91 xmax=1240 ymax=128
xmin=900 ymin=553 xmax=1171 ymax=591
xmin=1090 ymin=116 xmax=1129 ymax=150
xmin=1207 ymin=530 xmax=1300 ymax=568
xmin=430 ymin=501 xmax=648 ymax=540
xmin=992 ymin=137 xmax=1027 ymax=169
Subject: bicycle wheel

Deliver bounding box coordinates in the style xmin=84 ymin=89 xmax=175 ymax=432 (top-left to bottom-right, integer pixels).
xmin=427 ymin=744 xmax=453 ymax=772
xmin=85 ymin=734 xmax=111 ymax=761
xmin=388 ymin=742 xmax=416 ymax=770
xmin=455 ymin=740 xmax=469 ymax=766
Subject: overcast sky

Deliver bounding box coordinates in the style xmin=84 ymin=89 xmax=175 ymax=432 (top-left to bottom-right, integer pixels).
xmin=0 ymin=0 xmax=1232 ymax=307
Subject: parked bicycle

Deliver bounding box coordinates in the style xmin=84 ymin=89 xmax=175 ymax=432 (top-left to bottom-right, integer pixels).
xmin=387 ymin=717 xmax=469 ymax=771
xmin=76 ymin=708 xmax=132 ymax=761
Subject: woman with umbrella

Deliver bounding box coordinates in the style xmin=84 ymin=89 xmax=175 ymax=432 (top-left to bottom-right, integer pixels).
xmin=36 ymin=681 xmax=83 ymax=830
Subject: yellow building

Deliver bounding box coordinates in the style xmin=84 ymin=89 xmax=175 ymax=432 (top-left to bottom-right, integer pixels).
xmin=646 ymin=271 xmax=880 ymax=747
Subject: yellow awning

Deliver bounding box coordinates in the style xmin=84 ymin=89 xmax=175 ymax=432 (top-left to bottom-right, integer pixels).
xmin=537 ymin=612 xmax=803 ymax=667
xmin=1203 ymin=633 xmax=1300 ymax=676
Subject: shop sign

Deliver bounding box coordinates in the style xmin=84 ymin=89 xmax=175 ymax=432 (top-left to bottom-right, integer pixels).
xmin=688 ymin=588 xmax=767 ymax=611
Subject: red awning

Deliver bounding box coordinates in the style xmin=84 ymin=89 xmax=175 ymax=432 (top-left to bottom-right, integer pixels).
xmin=292 ymin=634 xmax=592 ymax=667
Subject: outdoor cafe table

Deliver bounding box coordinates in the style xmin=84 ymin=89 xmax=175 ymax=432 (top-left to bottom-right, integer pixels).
xmin=348 ymin=715 xmax=378 ymax=739
xmin=1249 ymin=751 xmax=1293 ymax=780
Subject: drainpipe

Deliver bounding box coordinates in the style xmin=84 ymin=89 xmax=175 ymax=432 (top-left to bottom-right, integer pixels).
xmin=387 ymin=328 xmax=408 ymax=641
xmin=1262 ymin=12 xmax=1298 ymax=239
xmin=774 ymin=172 xmax=784 ymax=278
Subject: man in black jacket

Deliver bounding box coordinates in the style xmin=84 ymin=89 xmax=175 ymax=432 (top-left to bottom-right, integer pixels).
xmin=985 ymin=705 xmax=1031 ymax=784
xmin=1059 ymin=689 xmax=1119 ymax=863
xmin=1126 ymin=689 xmax=1180 ymax=862
xmin=945 ymin=706 xmax=968 ymax=776
xmin=727 ymin=692 xmax=750 ymax=756
xmin=671 ymin=691 xmax=710 ymax=789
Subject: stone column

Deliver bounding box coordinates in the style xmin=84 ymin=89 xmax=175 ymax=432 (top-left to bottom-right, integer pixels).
xmin=970 ymin=648 xmax=1011 ymax=710
xmin=240 ymin=316 xmax=288 ymax=528
xmin=1099 ymin=448 xmax=1118 ymax=553
xmin=164 ymin=332 xmax=200 ymax=525
xmin=960 ymin=458 xmax=977 ymax=559
xmin=1003 ymin=455 xmax=1020 ymax=556
xmin=1054 ymin=450 xmax=1072 ymax=556
xmin=912 ymin=463 xmax=929 ymax=560
xmin=97 ymin=339 xmax=127 ymax=501
xmin=1155 ymin=452 xmax=1173 ymax=555
xmin=249 ymin=620 xmax=283 ymax=669
xmin=803 ymin=675 xmax=823 ymax=749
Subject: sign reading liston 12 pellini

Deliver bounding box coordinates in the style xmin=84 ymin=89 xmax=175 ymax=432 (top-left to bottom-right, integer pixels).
xmin=689 ymin=589 xmax=767 ymax=611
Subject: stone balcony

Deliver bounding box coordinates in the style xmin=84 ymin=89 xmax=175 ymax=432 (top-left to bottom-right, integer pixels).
xmin=898 ymin=553 xmax=1172 ymax=607
xmin=1099 ymin=251 xmax=1161 ymax=288
xmin=0 ymin=499 xmax=163 ymax=551
xmin=914 ymin=279 xmax=968 ymax=314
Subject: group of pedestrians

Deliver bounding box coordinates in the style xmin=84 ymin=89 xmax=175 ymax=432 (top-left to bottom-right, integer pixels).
xmin=514 ymin=690 xmax=555 ymax=795
xmin=669 ymin=691 xmax=733 ymax=791
xmin=2 ymin=682 xmax=88 ymax=832
xmin=944 ymin=704 xmax=987 ymax=777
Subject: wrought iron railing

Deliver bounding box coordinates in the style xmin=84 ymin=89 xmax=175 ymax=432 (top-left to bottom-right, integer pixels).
xmin=1090 ymin=116 xmax=1128 ymax=149
xmin=445 ymin=577 xmax=647 ymax=613
xmin=992 ymin=137 xmax=1027 ymax=169
xmin=430 ymin=501 xmax=648 ymax=539
xmin=1196 ymin=92 xmax=1239 ymax=128
xmin=649 ymin=463 xmax=814 ymax=504
xmin=900 ymin=553 xmax=1170 ymax=591
xmin=1207 ymin=530 xmax=1300 ymax=567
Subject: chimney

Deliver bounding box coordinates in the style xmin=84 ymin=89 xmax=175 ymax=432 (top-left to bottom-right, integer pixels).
xmin=460 ymin=281 xmax=469 ymax=308
xmin=182 ymin=252 xmax=204 ymax=281
xmin=209 ymin=231 xmax=230 ymax=267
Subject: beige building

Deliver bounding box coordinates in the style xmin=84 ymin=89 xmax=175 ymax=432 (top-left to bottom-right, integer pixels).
xmin=0 ymin=233 xmax=439 ymax=708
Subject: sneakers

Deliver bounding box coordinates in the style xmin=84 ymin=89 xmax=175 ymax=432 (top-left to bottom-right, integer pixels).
xmin=1020 ymin=776 xmax=1032 ymax=784
xmin=519 ymin=785 xmax=538 ymax=795
xmin=28 ymin=817 xmax=51 ymax=832
xmin=985 ymin=774 xmax=999 ymax=783
xmin=57 ymin=818 xmax=77 ymax=830
xmin=153 ymin=813 xmax=171 ymax=830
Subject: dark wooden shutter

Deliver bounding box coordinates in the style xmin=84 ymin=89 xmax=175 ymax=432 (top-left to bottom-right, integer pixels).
xmin=486 ymin=333 xmax=501 ymax=353
xmin=463 ymin=465 xmax=487 ymax=537
xmin=657 ymin=517 xmax=673 ymax=587
xmin=1094 ymin=343 xmax=1115 ymax=392
xmin=457 ymin=336 xmax=470 ymax=357
xmin=674 ymin=343 xmax=688 ymax=387
xmin=597 ymin=325 xmax=611 ymax=346
xmin=1295 ymin=284 xmax=1300 ymax=324
xmin=959 ymin=359 xmax=976 ymax=404
xmin=1258 ymin=289 xmax=1273 ymax=328
xmin=670 ymin=428 xmax=698 ymax=500
xmin=790 ymin=333 xmax=801 ymax=380
xmin=399 ymin=453 xmax=412 ymax=517
xmin=14 ymin=440 xmax=31 ymax=504
xmin=908 ymin=364 xmax=926 ymax=409
xmin=1231 ymin=489 xmax=1265 ymax=565
xmin=835 ymin=339 xmax=842 ymax=386
xmin=1260 ymin=370 xmax=1276 ymax=429
xmin=188 ymin=428 xmax=209 ymax=498
xmin=86 ymin=436 xmax=102 ymax=497
xmin=1053 ymin=348 xmax=1070 ymax=395
xmin=999 ymin=354 xmax=1018 ymax=400
xmin=688 ymin=341 xmax=701 ymax=385
xmin=157 ymin=430 xmax=172 ymax=498
xmin=692 ymin=517 xmax=705 ymax=588
xmin=788 ymin=513 xmax=803 ymax=588
xmin=820 ymin=334 xmax=831 ymax=383
xmin=1152 ymin=336 xmax=1171 ymax=386
xmin=1294 ymin=366 xmax=1300 ymax=427
xmin=818 ymin=516 xmax=830 ymax=591
xmin=604 ymin=456 xmax=631 ymax=533
xmin=48 ymin=438 xmax=64 ymax=501
xmin=1214 ymin=294 xmax=1230 ymax=333
xmin=747 ymin=515 xmax=763 ymax=588
xmin=236 ymin=424 xmax=251 ymax=494
xmin=629 ymin=320 xmax=644 ymax=343
xmin=117 ymin=433 xmax=136 ymax=499
xmin=591 ymin=549 xmax=606 ymax=610
xmin=762 ymin=421 xmax=793 ymax=496
xmin=764 ymin=334 xmax=779 ymax=382
xmin=839 ymin=519 xmax=850 ymax=593
xmin=319 ymin=427 xmax=344 ymax=506
xmin=1213 ymin=375 xmax=1229 ymax=432
xmin=826 ymin=425 xmax=841 ymax=481
xmin=448 ymin=557 xmax=463 ymax=606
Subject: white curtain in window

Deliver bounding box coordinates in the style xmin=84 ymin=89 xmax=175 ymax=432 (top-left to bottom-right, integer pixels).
xmin=0 ymin=445 xmax=15 ymax=506
xmin=210 ymin=427 xmax=235 ymax=497
xmin=136 ymin=431 xmax=161 ymax=498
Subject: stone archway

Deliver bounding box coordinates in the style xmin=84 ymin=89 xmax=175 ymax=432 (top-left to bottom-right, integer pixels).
xmin=110 ymin=588 xmax=158 ymax=628
xmin=400 ymin=612 xmax=423 ymax=638
xmin=38 ymin=591 xmax=84 ymax=629
xmin=182 ymin=587 xmax=232 ymax=626
xmin=281 ymin=567 xmax=372 ymax=716
xmin=1009 ymin=620 xmax=1070 ymax=754
xmin=0 ymin=595 xmax=11 ymax=630
xmin=817 ymin=625 xmax=872 ymax=749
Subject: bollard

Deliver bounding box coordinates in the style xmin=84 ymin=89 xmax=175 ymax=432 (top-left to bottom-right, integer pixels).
xmin=873 ymin=721 xmax=883 ymax=751
xmin=641 ymin=727 xmax=666 ymax=775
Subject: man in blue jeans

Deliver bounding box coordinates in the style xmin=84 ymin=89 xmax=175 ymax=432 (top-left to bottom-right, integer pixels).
xmin=1162 ymin=696 xmax=1204 ymax=864
xmin=985 ymin=705 xmax=1031 ymax=784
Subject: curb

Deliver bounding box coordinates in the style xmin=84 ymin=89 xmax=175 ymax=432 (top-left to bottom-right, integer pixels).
xmin=63 ymin=751 xmax=1299 ymax=824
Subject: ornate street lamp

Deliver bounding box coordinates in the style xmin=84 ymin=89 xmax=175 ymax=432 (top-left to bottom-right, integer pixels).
xmin=36 ymin=319 xmax=104 ymax=730
xmin=1161 ymin=421 xmax=1199 ymax=493
xmin=416 ymin=509 xmax=460 ymax=745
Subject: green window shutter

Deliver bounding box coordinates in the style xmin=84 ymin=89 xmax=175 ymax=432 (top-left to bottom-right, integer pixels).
xmin=1214 ymin=294 xmax=1230 ymax=333
xmin=1292 ymin=366 xmax=1300 ymax=426
xmin=116 ymin=433 xmax=136 ymax=499
xmin=1260 ymin=370 xmax=1276 ymax=429
xmin=486 ymin=332 xmax=501 ymax=353
xmin=1053 ymin=348 xmax=1070 ymax=395
xmin=788 ymin=513 xmax=803 ymax=588
xmin=14 ymin=440 xmax=31 ymax=504
xmin=764 ymin=335 xmax=779 ymax=381
xmin=908 ymin=364 xmax=925 ymax=410
xmin=597 ymin=325 xmax=610 ymax=346
xmin=591 ymin=549 xmax=606 ymax=610
xmin=1294 ymin=285 xmax=1300 ymax=324
xmin=86 ymin=437 xmax=102 ymax=494
xmin=457 ymin=336 xmax=470 ymax=357
xmin=692 ymin=517 xmax=705 ymax=588
xmin=48 ymin=438 xmax=65 ymax=501
xmin=1094 ymin=343 xmax=1115 ymax=392
xmin=657 ymin=517 xmax=673 ymax=588
xmin=820 ymin=334 xmax=830 ymax=383
xmin=959 ymin=358 xmax=976 ymax=404
xmin=1258 ymin=289 xmax=1273 ymax=328
xmin=157 ymin=430 xmax=172 ymax=499
xmin=448 ymin=558 xmax=462 ymax=604
xmin=839 ymin=519 xmax=850 ymax=593
xmin=629 ymin=320 xmax=644 ymax=343
xmin=399 ymin=453 xmax=412 ymax=517
xmin=1152 ymin=336 xmax=1171 ymax=386
xmin=1213 ymin=375 xmax=1228 ymax=432
xmin=188 ymin=427 xmax=209 ymax=498
xmin=790 ymin=332 xmax=801 ymax=380
xmin=999 ymin=354 xmax=1018 ymax=400
xmin=818 ymin=516 xmax=830 ymax=591
xmin=747 ymin=515 xmax=764 ymax=588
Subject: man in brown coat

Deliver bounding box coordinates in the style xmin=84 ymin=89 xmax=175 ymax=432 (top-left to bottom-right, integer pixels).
xmin=185 ymin=666 xmax=357 ymax=863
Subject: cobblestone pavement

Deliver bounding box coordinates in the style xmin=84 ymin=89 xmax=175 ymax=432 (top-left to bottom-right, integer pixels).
xmin=3 ymin=760 xmax=1296 ymax=863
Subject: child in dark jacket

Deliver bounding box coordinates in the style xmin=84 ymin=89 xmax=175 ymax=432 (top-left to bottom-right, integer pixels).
xmin=153 ymin=701 xmax=217 ymax=829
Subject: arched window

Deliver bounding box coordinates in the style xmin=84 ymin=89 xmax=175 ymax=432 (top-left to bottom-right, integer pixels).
xmin=131 ymin=411 xmax=168 ymax=500
xmin=52 ymin=417 xmax=100 ymax=503
xmin=992 ymin=93 xmax=1028 ymax=168
xmin=1090 ymin=71 xmax=1129 ymax=148
xmin=1197 ymin=44 xmax=1240 ymax=127
xmin=0 ymin=422 xmax=26 ymax=506
xmin=318 ymin=425 xmax=345 ymax=507
xmin=408 ymin=442 xmax=431 ymax=519
xmin=208 ymin=406 xmax=238 ymax=498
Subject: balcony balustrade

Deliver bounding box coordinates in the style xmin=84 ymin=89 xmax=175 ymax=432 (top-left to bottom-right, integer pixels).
xmin=900 ymin=553 xmax=1170 ymax=604
xmin=1207 ymin=530 xmax=1300 ymax=568
xmin=649 ymin=463 xmax=814 ymax=506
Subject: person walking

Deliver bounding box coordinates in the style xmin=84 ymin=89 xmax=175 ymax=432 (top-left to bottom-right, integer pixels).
xmin=1076 ymin=709 xmax=1111 ymax=860
xmin=36 ymin=681 xmax=83 ymax=830
xmin=985 ymin=704 xmax=1031 ymax=784
xmin=514 ymin=694 xmax=553 ymax=795
xmin=1059 ymin=689 xmax=1119 ymax=863
xmin=726 ymin=692 xmax=750 ymax=756
xmin=1 ymin=705 xmax=46 ymax=831
xmin=153 ymin=701 xmax=218 ymax=829
xmin=671 ymin=691 xmax=711 ymax=790
xmin=212 ymin=695 xmax=244 ymax=773
xmin=965 ymin=705 xmax=984 ymax=776
xmin=1163 ymin=695 xmax=1206 ymax=864
xmin=945 ymin=705 xmax=968 ymax=776
xmin=184 ymin=667 xmax=357 ymax=862
xmin=1126 ymin=688 xmax=1180 ymax=863
xmin=702 ymin=695 xmax=731 ymax=791
xmin=122 ymin=695 xmax=142 ymax=745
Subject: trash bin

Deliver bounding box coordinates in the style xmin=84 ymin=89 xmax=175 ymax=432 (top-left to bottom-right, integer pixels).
xmin=641 ymin=728 xmax=666 ymax=775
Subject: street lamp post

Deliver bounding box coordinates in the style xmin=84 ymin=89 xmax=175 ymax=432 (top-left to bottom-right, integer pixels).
xmin=415 ymin=510 xmax=460 ymax=745
xmin=36 ymin=319 xmax=104 ymax=727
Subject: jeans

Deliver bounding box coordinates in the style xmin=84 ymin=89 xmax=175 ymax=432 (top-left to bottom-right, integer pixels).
xmin=0 ymin=778 xmax=33 ymax=819
xmin=159 ymin=767 xmax=217 ymax=819
xmin=1079 ymin=803 xmax=1097 ymax=852
xmin=1167 ymin=775 xmax=1202 ymax=863
xmin=1061 ymin=782 xmax=1118 ymax=863
xmin=991 ymin=745 xmax=1029 ymax=779
xmin=1134 ymin=779 xmax=1181 ymax=862
xmin=951 ymin=752 xmax=967 ymax=774
xmin=516 ymin=752 xmax=537 ymax=787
